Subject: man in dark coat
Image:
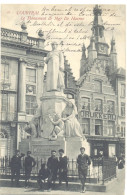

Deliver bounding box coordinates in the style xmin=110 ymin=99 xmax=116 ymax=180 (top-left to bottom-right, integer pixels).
xmin=47 ymin=150 xmax=59 ymax=191
xmin=37 ymin=163 xmax=50 ymax=189
xmin=10 ymin=150 xmax=25 ymax=186
xmin=24 ymin=151 xmax=36 ymax=187
xmin=77 ymin=147 xmax=91 ymax=193
xmin=58 ymin=149 xmax=68 ymax=188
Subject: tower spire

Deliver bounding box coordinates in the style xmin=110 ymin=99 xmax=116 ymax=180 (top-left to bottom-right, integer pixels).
xmin=110 ymin=31 xmax=117 ymax=70
xmin=87 ymin=35 xmax=97 ymax=63
xmin=92 ymin=5 xmax=105 ymax=43
xmin=110 ymin=29 xmax=116 ymax=53
xmin=81 ymin=43 xmax=86 ymax=60
xmin=80 ymin=43 xmax=87 ymax=76
xmin=91 ymin=5 xmax=109 ymax=56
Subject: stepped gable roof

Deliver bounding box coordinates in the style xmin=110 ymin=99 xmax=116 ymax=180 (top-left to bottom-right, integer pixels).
xmin=64 ymin=56 xmax=76 ymax=82
xmin=77 ymin=61 xmax=94 ymax=86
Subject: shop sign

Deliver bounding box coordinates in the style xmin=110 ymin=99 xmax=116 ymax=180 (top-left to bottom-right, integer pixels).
xmin=81 ymin=111 xmax=116 ymax=121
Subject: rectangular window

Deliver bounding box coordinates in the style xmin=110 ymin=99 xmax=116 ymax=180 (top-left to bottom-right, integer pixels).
xmin=94 ymin=149 xmax=97 ymax=156
xmin=1 ymin=94 xmax=8 ymax=112
xmin=107 ymin=121 xmax=114 ymax=136
xmin=81 ymin=118 xmax=89 ymax=134
xmin=107 ymin=101 xmax=114 ymax=113
xmin=121 ymin=122 xmax=125 ymax=137
xmin=95 ymin=119 xmax=102 ymax=135
xmin=26 ymin=95 xmax=36 ymax=115
xmin=95 ymin=99 xmax=102 ymax=112
xmin=108 ymin=144 xmax=116 ymax=157
xmin=121 ymin=84 xmax=125 ymax=97
xmin=81 ymin=97 xmax=90 ymax=110
xmin=94 ymin=80 xmax=102 ymax=93
xmin=121 ymin=102 xmax=125 ymax=116
xmin=26 ymin=68 xmax=36 ymax=83
xmin=1 ymin=64 xmax=9 ymax=80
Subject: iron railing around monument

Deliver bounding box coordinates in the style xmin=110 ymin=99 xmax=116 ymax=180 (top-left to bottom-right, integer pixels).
xmin=0 ymin=156 xmax=116 ymax=184
xmin=101 ymin=157 xmax=117 ymax=184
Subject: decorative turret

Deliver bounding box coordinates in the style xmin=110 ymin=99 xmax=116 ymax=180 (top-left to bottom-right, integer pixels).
xmin=92 ymin=5 xmax=105 ymax=43
xmin=110 ymin=35 xmax=117 ymax=71
xmin=81 ymin=44 xmax=86 ymax=60
xmin=92 ymin=5 xmax=109 ymax=55
xmin=87 ymin=36 xmax=97 ymax=63
xmin=80 ymin=44 xmax=87 ymax=76
xmin=110 ymin=35 xmax=116 ymax=53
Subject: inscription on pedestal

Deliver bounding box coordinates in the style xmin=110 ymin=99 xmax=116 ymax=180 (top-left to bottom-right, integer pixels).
xmin=32 ymin=144 xmax=61 ymax=157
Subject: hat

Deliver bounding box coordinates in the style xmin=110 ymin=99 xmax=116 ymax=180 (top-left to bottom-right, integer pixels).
xmin=51 ymin=150 xmax=56 ymax=153
xmin=80 ymin=147 xmax=85 ymax=150
xmin=59 ymin=149 xmax=64 ymax=153
xmin=27 ymin=151 xmax=31 ymax=154
xmin=16 ymin=150 xmax=20 ymax=153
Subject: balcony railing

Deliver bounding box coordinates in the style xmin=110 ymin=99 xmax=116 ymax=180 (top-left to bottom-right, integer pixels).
xmin=1 ymin=28 xmax=44 ymax=48
xmin=27 ymin=36 xmax=39 ymax=47
xmin=1 ymin=28 xmax=21 ymax=42
xmin=0 ymin=112 xmax=17 ymax=122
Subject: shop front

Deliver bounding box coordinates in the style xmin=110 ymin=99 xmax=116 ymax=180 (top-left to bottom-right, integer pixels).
xmin=86 ymin=136 xmax=118 ymax=158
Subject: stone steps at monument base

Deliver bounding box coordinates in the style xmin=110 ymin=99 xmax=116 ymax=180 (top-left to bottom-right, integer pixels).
xmin=0 ymin=174 xmax=98 ymax=184
xmin=0 ymin=178 xmax=116 ymax=192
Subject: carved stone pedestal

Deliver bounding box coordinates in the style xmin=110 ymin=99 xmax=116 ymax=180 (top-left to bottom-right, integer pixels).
xmin=19 ymin=136 xmax=90 ymax=160
xmin=19 ymin=137 xmax=66 ymax=160
xmin=40 ymin=91 xmax=68 ymax=138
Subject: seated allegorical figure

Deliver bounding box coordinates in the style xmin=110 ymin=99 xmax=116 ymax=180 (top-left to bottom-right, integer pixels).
xmin=24 ymin=117 xmax=41 ymax=138
xmin=24 ymin=104 xmax=42 ymax=138
xmin=48 ymin=113 xmax=64 ymax=140
xmin=62 ymin=99 xmax=83 ymax=138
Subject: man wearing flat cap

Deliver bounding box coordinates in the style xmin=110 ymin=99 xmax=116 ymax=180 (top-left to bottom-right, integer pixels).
xmin=24 ymin=151 xmax=36 ymax=187
xmin=77 ymin=147 xmax=91 ymax=193
xmin=58 ymin=149 xmax=68 ymax=188
xmin=10 ymin=150 xmax=25 ymax=187
xmin=47 ymin=150 xmax=59 ymax=191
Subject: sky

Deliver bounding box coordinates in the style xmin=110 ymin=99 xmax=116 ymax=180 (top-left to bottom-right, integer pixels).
xmin=1 ymin=4 xmax=126 ymax=79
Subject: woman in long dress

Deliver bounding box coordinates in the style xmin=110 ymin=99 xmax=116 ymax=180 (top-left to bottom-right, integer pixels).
xmin=45 ymin=42 xmax=64 ymax=92
xmin=62 ymin=99 xmax=83 ymax=137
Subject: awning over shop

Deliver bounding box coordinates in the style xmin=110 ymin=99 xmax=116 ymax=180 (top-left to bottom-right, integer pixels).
xmin=85 ymin=135 xmax=125 ymax=143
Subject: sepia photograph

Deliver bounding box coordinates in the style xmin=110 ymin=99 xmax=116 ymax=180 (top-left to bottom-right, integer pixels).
xmin=0 ymin=2 xmax=126 ymax=195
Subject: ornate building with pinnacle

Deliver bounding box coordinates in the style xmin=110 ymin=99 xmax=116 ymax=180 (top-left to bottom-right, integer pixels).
xmin=77 ymin=5 xmax=125 ymax=158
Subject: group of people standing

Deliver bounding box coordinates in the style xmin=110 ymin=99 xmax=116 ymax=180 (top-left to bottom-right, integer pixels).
xmin=10 ymin=147 xmax=91 ymax=193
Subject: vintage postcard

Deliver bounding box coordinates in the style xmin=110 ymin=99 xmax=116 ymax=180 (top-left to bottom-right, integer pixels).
xmin=0 ymin=3 xmax=126 ymax=195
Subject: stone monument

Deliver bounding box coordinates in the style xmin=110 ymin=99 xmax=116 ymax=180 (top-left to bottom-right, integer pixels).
xmin=19 ymin=42 xmax=90 ymax=160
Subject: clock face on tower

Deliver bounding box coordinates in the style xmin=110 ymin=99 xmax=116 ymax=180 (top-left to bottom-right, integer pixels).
xmin=99 ymin=45 xmax=107 ymax=54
